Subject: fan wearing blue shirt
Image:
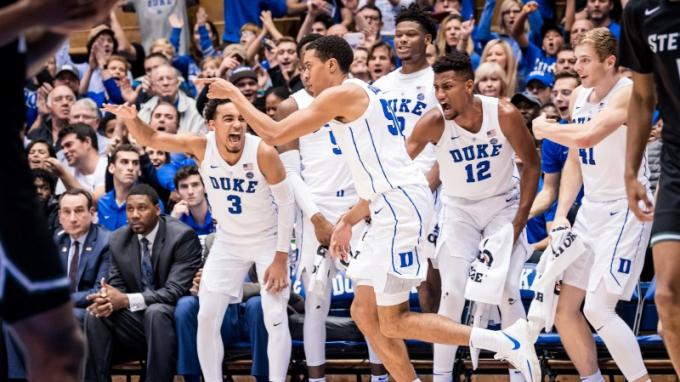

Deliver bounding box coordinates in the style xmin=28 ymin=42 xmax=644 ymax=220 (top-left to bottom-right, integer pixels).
xmin=584 ymin=0 xmax=620 ymax=39
xmin=98 ymin=144 xmax=165 ymax=231
xmin=170 ymin=166 xmax=215 ymax=237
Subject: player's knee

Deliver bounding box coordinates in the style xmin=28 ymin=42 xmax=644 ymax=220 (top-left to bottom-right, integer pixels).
xmin=655 ymin=283 xmax=680 ymax=318
xmin=582 ymin=299 xmax=609 ymax=330
xmin=376 ymin=309 xmax=406 ymax=338
xmin=351 ymin=302 xmax=378 ymax=333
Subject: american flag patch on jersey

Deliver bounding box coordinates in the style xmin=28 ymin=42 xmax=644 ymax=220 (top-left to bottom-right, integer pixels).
xmin=243 ymin=163 xmax=254 ymax=171
xmin=487 ymin=129 xmax=497 ymax=138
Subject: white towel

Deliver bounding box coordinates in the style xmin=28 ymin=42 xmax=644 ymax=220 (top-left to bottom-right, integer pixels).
xmin=308 ymin=246 xmax=333 ymax=296
xmin=527 ymin=226 xmax=587 ymax=335
xmin=465 ymin=224 xmax=515 ymax=305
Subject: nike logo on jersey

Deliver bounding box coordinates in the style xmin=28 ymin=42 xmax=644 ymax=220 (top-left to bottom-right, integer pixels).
xmin=373 ymin=207 xmax=384 ymax=215
xmin=502 ymin=332 xmax=521 ymax=350
xmin=210 ymin=165 xmax=219 ymax=169
xmin=610 ymin=210 xmax=620 ymax=216
xmin=645 ymin=6 xmax=660 ymax=15
xmin=273 ymin=322 xmax=282 ymax=327
xmin=451 ymin=136 xmax=460 ymax=140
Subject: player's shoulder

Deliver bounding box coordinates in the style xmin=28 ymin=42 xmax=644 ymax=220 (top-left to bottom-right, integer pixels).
xmin=256 ymin=135 xmax=281 ymax=159
xmin=624 ymin=0 xmax=657 ymax=15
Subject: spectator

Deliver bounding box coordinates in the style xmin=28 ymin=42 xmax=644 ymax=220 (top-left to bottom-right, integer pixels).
xmin=474 ymin=62 xmax=509 ymax=99
xmin=511 ymin=91 xmax=542 ymax=131
xmin=525 ymin=71 xmax=554 ymax=105
xmin=269 ymin=37 xmax=302 ymax=90
xmin=175 ymin=234 xmax=268 ymax=382
xmin=297 ymin=5 xmax=334 ymax=41
xmin=223 ymin=0 xmax=301 ymax=44
xmin=69 ymin=98 xmax=111 ymax=157
xmin=122 ymin=0 xmax=193 ymax=55
xmin=229 ymin=67 xmax=266 ymax=112
xmin=326 ymin=23 xmax=349 ymax=37
xmin=84 ymin=184 xmax=202 ymax=382
xmin=473 ymin=0 xmax=534 ymax=65
xmin=146 ymin=147 xmax=170 ymax=169
xmin=191 ymin=7 xmax=221 ymax=59
xmin=4 ymin=188 xmax=111 ymax=380
xmin=32 ymin=168 xmax=60 ymax=234
xmin=97 ymin=144 xmax=142 ymax=231
xmin=350 ymin=46 xmax=371 ymax=82
xmin=78 ymin=25 xmax=118 ymax=101
xmin=550 ymin=69 xmax=579 ymax=122
xmin=435 ymin=13 xmax=477 ymax=68
xmin=171 ymin=166 xmax=215 ymax=237
xmin=555 ymin=46 xmax=577 ymax=72
xmin=138 ymin=64 xmax=206 ymax=135
xmin=99 ymin=113 xmax=118 ymax=139
xmin=27 ymin=139 xmax=57 ymax=170
xmin=367 ymin=41 xmax=396 ymax=82
xmin=480 ymin=39 xmax=518 ymax=96
xmin=27 ymin=85 xmax=76 ymax=150
xmin=54 ymin=65 xmax=81 ymax=95
xmin=51 ymin=124 xmax=107 ymax=195
xmin=149 ymin=38 xmax=200 ymax=97
xmin=585 ymin=0 xmax=619 ymax=38
xmin=360 ymin=0 xmax=415 ymax=37
xmin=569 ymin=18 xmax=593 ymax=48
xmin=265 ymin=87 xmax=292 ymax=119
xmin=356 ymin=4 xmax=389 ymax=49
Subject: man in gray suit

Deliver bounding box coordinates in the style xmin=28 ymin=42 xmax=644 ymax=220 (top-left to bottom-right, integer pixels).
xmin=84 ymin=184 xmax=202 ymax=382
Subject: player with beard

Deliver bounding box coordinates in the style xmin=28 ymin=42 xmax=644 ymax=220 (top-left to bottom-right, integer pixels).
xmin=102 ymin=99 xmax=295 ymax=382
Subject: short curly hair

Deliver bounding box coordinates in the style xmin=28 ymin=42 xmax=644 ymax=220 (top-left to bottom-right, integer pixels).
xmin=306 ymin=35 xmax=354 ymax=73
xmin=395 ymin=3 xmax=437 ymax=41
xmin=433 ymin=51 xmax=474 ymax=81
xmin=203 ymin=98 xmax=233 ymax=121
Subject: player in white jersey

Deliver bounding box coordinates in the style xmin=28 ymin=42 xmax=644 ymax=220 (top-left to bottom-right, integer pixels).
xmin=102 ymin=99 xmax=295 ymax=382
xmin=274 ymin=33 xmax=388 ymax=382
xmin=407 ymin=52 xmax=541 ymax=382
xmin=199 ymin=35 xmax=541 ymax=382
xmin=532 ymin=28 xmax=652 ymax=382
xmin=372 ymin=4 xmax=442 ymax=315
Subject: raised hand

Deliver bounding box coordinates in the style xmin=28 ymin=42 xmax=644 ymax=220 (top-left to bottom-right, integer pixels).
xmin=195 ymin=78 xmax=239 ymax=99
xmin=522 ymin=1 xmax=539 ymax=14
xmin=102 ymin=103 xmax=138 ymax=120
xmin=169 ymin=13 xmax=184 ymax=29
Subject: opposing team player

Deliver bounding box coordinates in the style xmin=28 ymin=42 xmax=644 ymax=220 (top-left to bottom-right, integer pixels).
xmin=532 ymin=28 xmax=652 ymax=382
xmin=372 ymin=4 xmax=441 ymax=314
xmin=102 ymin=100 xmax=295 ymax=382
xmin=406 ymin=52 xmax=540 ymax=382
xmin=199 ymin=35 xmax=541 ymax=382
xmin=275 ymin=33 xmax=387 ymax=382
xmin=620 ymin=1 xmax=680 ymax=375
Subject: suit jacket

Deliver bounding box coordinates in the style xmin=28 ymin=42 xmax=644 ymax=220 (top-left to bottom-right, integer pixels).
xmin=107 ymin=215 xmax=202 ymax=306
xmin=56 ymin=224 xmax=111 ymax=308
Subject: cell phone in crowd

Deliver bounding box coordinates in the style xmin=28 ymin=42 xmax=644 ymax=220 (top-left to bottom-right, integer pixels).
xmin=343 ymin=32 xmax=365 ymax=50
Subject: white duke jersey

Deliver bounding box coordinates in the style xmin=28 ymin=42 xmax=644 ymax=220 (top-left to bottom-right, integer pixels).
xmin=373 ymin=66 xmax=438 ymax=174
xmin=435 ymin=95 xmax=517 ymax=200
xmin=329 ymin=79 xmax=427 ymax=201
xmin=200 ymin=132 xmax=277 ymax=241
xmin=291 ymin=89 xmax=355 ymax=200
xmin=571 ymin=77 xmax=650 ymax=201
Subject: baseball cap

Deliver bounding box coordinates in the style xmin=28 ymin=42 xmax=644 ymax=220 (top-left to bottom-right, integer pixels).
xmin=55 ymin=64 xmax=80 ymax=79
xmin=511 ymin=91 xmax=542 ymax=108
xmin=541 ymin=22 xmax=565 ymax=38
xmin=526 ymin=71 xmax=554 ymax=88
xmin=229 ymin=66 xmax=257 ymax=84
xmin=87 ymin=24 xmax=115 ymax=47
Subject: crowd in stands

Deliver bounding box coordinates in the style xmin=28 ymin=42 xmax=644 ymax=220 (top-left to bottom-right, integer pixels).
xmin=5 ymin=0 xmax=665 ymax=380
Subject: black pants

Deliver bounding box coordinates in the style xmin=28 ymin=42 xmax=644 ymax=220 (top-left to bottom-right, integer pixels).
xmin=84 ymin=303 xmax=177 ymax=382
xmin=0 ymin=124 xmax=70 ymax=323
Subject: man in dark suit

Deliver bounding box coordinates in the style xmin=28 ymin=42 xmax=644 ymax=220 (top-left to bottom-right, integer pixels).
xmin=84 ymin=184 xmax=202 ymax=382
xmin=3 ymin=188 xmax=110 ymax=380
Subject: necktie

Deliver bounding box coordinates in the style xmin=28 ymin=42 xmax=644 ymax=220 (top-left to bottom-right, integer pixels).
xmin=69 ymin=241 xmax=80 ymax=292
xmin=140 ymin=238 xmax=155 ymax=291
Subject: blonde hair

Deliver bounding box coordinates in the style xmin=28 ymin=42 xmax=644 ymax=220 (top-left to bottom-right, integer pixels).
xmin=150 ymin=38 xmax=175 ymax=57
xmin=480 ymin=39 xmax=517 ymax=96
xmin=474 ymin=62 xmax=508 ymax=97
xmin=574 ymin=27 xmax=617 ymax=62
xmin=240 ymin=23 xmax=261 ymax=36
xmin=436 ymin=14 xmax=474 ymax=57
xmin=496 ymin=0 xmax=527 ymax=35
xmin=106 ymin=55 xmax=130 ymax=71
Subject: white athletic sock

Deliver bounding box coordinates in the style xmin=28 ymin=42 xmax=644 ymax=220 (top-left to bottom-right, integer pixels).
xmin=309 ymin=378 xmax=326 ymax=382
xmin=580 ymin=370 xmax=604 ymax=382
xmin=432 ymin=371 xmax=453 ymax=382
xmin=509 ymin=368 xmax=524 ymax=382
xmin=371 ymin=374 xmax=388 ymax=382
xmin=469 ymin=327 xmax=503 ymax=353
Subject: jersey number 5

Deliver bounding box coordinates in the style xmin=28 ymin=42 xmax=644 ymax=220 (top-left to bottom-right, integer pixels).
xmin=380 ymin=99 xmax=405 ymax=136
xmin=227 ymin=195 xmax=242 ymax=214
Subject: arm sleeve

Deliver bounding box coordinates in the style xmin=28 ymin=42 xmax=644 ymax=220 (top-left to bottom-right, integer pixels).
xmin=279 ymin=150 xmax=321 ymax=218
xmin=270 ymin=179 xmax=295 ymax=253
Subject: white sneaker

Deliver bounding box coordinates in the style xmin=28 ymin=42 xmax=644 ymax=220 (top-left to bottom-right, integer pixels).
xmin=494 ymin=318 xmax=542 ymax=382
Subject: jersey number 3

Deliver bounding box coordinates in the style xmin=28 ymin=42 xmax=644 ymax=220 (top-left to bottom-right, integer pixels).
xmin=227 ymin=195 xmax=242 ymax=214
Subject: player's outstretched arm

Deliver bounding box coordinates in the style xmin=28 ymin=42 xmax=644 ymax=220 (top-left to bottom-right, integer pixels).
xmin=533 ymin=85 xmax=632 ymax=148
xmin=199 ymin=78 xmax=362 ymax=146
xmin=406 ymin=108 xmax=445 ymax=160
xmin=625 ymin=72 xmax=656 ymax=221
xmin=102 ymin=103 xmax=207 ymax=162
xmin=499 ymin=100 xmax=541 ymax=240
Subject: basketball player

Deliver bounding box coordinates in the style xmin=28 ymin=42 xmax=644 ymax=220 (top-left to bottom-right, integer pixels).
xmin=406 ymin=51 xmax=541 ymax=382
xmin=102 ymin=100 xmax=295 ymax=382
xmin=199 ymin=35 xmax=541 ymax=382
xmin=532 ymin=28 xmax=652 ymax=382
xmin=372 ymin=4 xmax=441 ymax=315
xmin=620 ymin=1 xmax=680 ymax=375
xmin=274 ymin=34 xmax=388 ymax=382
xmin=0 ymin=0 xmax=116 ymax=381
